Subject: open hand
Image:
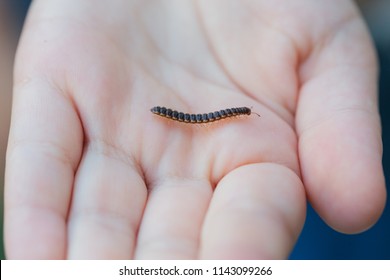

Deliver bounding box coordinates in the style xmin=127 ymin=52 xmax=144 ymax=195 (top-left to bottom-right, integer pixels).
xmin=5 ymin=0 xmax=386 ymax=259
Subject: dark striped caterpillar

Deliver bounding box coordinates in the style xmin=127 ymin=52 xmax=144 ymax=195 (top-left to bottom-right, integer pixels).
xmin=150 ymin=106 xmax=260 ymax=123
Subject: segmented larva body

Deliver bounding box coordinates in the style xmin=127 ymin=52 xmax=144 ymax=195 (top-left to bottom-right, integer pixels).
xmin=150 ymin=106 xmax=259 ymax=123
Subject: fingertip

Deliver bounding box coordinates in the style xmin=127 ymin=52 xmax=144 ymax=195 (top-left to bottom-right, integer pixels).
xmin=200 ymin=163 xmax=306 ymax=259
xmin=5 ymin=207 xmax=67 ymax=259
xmin=299 ymin=107 xmax=386 ymax=234
xmin=303 ymin=136 xmax=387 ymax=233
xmin=319 ymin=168 xmax=386 ymax=234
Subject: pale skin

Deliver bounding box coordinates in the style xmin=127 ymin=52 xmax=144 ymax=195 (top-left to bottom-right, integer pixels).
xmin=4 ymin=0 xmax=386 ymax=259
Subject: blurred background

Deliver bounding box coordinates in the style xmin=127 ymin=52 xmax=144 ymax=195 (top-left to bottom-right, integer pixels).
xmin=0 ymin=0 xmax=389 ymax=260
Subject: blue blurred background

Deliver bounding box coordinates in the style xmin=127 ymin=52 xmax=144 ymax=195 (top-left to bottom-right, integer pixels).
xmin=0 ymin=0 xmax=389 ymax=259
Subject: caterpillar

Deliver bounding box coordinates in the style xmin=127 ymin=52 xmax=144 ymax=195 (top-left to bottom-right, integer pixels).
xmin=150 ymin=106 xmax=260 ymax=123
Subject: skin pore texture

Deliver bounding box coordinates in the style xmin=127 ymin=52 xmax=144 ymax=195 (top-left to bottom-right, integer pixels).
xmin=4 ymin=0 xmax=386 ymax=259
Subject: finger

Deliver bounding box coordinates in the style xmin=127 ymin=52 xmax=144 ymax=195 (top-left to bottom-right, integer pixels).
xmin=5 ymin=79 xmax=83 ymax=259
xmin=134 ymin=178 xmax=212 ymax=259
xmin=67 ymin=142 xmax=147 ymax=259
xmin=296 ymin=17 xmax=386 ymax=233
xmin=199 ymin=163 xmax=305 ymax=259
